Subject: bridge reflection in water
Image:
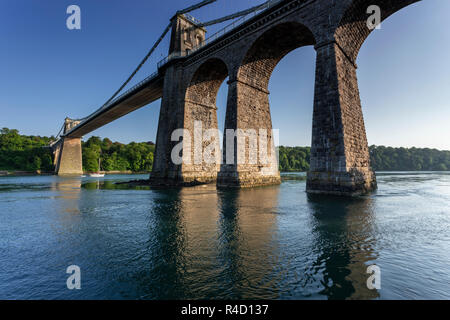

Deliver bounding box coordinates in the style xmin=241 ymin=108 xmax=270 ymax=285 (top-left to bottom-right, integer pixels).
xmin=50 ymin=177 xmax=82 ymax=218
xmin=307 ymin=195 xmax=379 ymax=300
xmin=74 ymin=182 xmax=380 ymax=299
xmin=2 ymin=174 xmax=449 ymax=299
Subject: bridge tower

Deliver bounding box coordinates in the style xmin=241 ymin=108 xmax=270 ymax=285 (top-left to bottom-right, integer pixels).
xmin=150 ymin=14 xmax=214 ymax=186
xmin=168 ymin=13 xmax=206 ymax=56
xmin=53 ymin=118 xmax=83 ymax=176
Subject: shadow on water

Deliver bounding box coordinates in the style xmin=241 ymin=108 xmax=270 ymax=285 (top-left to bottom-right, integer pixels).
xmin=307 ymin=194 xmax=379 ymax=300
xmin=140 ymin=188 xmax=188 ymax=299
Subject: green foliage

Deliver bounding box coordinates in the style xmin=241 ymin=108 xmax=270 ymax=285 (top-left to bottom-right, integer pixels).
xmin=0 ymin=128 xmax=55 ymax=171
xmin=81 ymin=137 xmax=155 ymax=173
xmin=278 ymin=146 xmax=310 ymax=172
xmin=369 ymin=145 xmax=450 ymax=171
xmin=278 ymin=145 xmax=450 ymax=172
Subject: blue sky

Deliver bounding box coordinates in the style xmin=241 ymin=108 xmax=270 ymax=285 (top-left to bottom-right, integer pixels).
xmin=1 ymin=0 xmax=449 ymax=150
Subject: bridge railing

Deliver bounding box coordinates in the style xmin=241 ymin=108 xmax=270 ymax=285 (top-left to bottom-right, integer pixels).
xmin=157 ymin=52 xmax=186 ymax=69
xmin=183 ymin=13 xmax=203 ymax=26
xmin=102 ymin=70 xmax=159 ymax=111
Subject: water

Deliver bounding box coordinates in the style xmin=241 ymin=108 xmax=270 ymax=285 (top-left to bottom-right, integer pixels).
xmin=0 ymin=172 xmax=449 ymax=300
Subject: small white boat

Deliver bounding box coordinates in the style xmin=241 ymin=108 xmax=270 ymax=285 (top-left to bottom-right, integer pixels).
xmin=89 ymin=156 xmax=105 ymax=177
xmin=89 ymin=173 xmax=105 ymax=178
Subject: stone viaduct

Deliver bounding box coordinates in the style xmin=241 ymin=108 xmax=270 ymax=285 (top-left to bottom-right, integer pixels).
xmin=53 ymin=0 xmax=421 ymax=195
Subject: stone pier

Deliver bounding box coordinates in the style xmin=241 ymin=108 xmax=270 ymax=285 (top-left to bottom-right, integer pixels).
xmin=306 ymin=42 xmax=376 ymax=195
xmin=54 ymin=118 xmax=83 ymax=176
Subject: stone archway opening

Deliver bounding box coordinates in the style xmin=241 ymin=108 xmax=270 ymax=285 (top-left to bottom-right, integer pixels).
xmin=218 ymin=22 xmax=316 ymax=187
xmin=183 ymin=58 xmax=229 ymax=183
xmin=238 ymin=22 xmax=316 ymax=93
xmin=343 ymin=0 xmax=448 ymax=151
xmin=268 ymin=46 xmax=316 ymax=157
xmin=240 ymin=21 xmax=317 ymax=149
xmin=335 ymin=0 xmax=420 ymax=65
xmin=186 ymin=58 xmax=229 ymax=111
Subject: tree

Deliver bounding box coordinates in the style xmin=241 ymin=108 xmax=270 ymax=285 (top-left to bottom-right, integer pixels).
xmin=83 ymin=149 xmax=99 ymax=172
xmin=0 ymin=128 xmax=54 ymax=172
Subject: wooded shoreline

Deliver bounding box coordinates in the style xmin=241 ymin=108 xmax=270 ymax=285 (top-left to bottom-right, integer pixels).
xmin=2 ymin=128 xmax=450 ymax=174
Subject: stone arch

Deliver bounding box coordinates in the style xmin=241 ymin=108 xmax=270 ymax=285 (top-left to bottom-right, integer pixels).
xmin=186 ymin=58 xmax=229 ymax=109
xmin=335 ymin=0 xmax=421 ymax=64
xmin=182 ymin=58 xmax=229 ymax=183
xmin=218 ymin=22 xmax=316 ymax=187
xmin=237 ymin=21 xmax=316 ymax=91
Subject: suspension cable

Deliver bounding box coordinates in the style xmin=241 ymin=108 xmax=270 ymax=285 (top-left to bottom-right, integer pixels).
xmin=177 ymin=0 xmax=217 ymax=15
xmin=55 ymin=123 xmax=65 ymax=139
xmin=198 ymin=0 xmax=274 ymax=27
xmin=101 ymin=23 xmax=171 ymax=108
xmin=99 ymin=0 xmax=218 ymax=109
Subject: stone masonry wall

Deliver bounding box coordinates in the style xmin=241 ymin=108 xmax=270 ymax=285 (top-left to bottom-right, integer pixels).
xmin=56 ymin=137 xmax=83 ymax=175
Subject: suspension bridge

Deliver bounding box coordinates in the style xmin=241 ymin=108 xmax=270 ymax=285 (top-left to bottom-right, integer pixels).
xmin=52 ymin=0 xmax=420 ymax=196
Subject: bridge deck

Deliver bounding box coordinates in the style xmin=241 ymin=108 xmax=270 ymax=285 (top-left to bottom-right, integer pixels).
xmin=65 ymin=73 xmax=164 ymax=138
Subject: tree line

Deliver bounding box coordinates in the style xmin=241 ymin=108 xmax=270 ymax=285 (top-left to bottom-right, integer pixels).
xmin=82 ymin=136 xmax=154 ymax=173
xmin=1 ymin=128 xmax=449 ymax=173
xmin=0 ymin=129 xmax=155 ymax=173
xmin=0 ymin=128 xmax=54 ymax=171
xmin=368 ymin=145 xmax=450 ymax=171
xmin=278 ymin=145 xmax=450 ymax=171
